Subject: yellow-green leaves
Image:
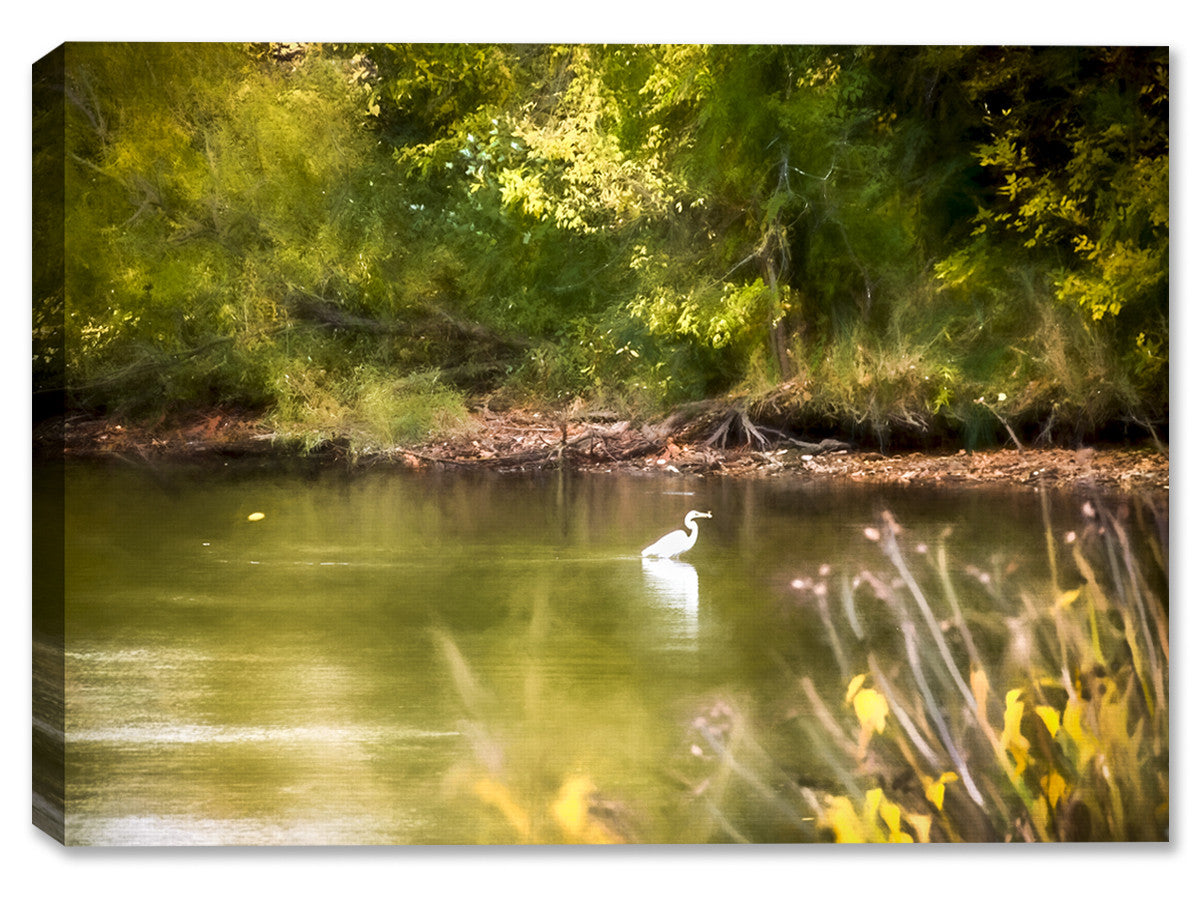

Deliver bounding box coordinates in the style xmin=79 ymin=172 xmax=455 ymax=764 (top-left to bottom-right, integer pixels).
xmin=472 ymin=773 xmax=624 ymax=844
xmin=1040 ymin=772 xmax=1068 ymax=809
xmin=1001 ymin=688 xmax=1032 ymax=776
xmin=1055 ymin=240 xmax=1165 ymax=321
xmin=853 ymin=688 xmax=889 ymax=736
xmin=969 ymin=51 xmax=1168 ymax=329
xmin=823 ymin=795 xmax=867 ymax=843
xmin=1055 ymin=588 xmax=1081 ymax=609
xmin=627 ymin=279 xmax=774 ymax=352
xmin=821 ymin=787 xmax=926 ymax=843
xmin=868 ymin=789 xmax=912 ymax=843
xmin=844 ymin=672 xmax=868 ymax=703
xmin=923 ymin=772 xmax=959 ymax=811
xmin=846 ymin=674 xmax=889 ymax=759
xmin=846 ymin=674 xmax=889 ymax=733
xmin=1034 ymin=705 xmax=1061 ymax=738
xmin=551 ymin=775 xmax=623 ymax=844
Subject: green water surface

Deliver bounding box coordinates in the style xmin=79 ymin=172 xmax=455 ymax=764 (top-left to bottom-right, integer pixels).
xmin=39 ymin=460 xmax=1091 ymax=845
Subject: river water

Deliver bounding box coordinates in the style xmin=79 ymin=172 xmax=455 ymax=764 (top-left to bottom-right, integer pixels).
xmin=33 ymin=458 xmax=1161 ymax=844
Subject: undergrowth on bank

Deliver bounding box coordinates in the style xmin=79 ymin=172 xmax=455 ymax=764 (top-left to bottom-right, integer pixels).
xmin=268 ymin=363 xmax=470 ymax=451
xmin=740 ymin=277 xmax=1164 ymax=450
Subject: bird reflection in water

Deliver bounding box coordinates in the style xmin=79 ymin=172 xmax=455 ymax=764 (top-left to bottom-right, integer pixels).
xmin=641 ymin=556 xmax=699 ymax=649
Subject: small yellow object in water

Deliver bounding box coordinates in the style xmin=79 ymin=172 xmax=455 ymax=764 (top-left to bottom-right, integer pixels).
xmin=247 ymin=512 xmax=265 ymax=522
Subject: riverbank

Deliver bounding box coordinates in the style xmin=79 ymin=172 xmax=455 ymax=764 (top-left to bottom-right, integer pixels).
xmin=38 ymin=408 xmax=1169 ymax=496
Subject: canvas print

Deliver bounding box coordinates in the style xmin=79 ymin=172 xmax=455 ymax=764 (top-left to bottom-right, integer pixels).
xmin=33 ymin=42 xmax=1168 ymax=846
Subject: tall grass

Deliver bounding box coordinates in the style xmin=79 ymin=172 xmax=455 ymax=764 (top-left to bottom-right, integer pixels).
xmin=688 ymin=494 xmax=1168 ymax=842
xmin=742 ymin=273 xmax=1165 ymax=449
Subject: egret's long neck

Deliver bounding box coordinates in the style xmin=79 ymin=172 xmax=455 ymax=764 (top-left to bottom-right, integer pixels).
xmin=684 ymin=517 xmax=700 ymax=545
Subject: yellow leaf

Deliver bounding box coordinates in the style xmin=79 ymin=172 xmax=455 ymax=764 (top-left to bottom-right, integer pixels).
xmin=859 ymin=789 xmax=912 ymax=842
xmin=825 ymin=795 xmax=867 ymax=843
xmin=552 ymin=776 xmax=590 ymax=838
xmin=1062 ymin=698 xmax=1083 ymax=742
xmin=1062 ymin=698 xmax=1099 ymax=768
xmin=1041 ymin=772 xmax=1068 ymax=808
xmin=1056 ymin=588 xmax=1081 ymax=608
xmin=923 ymin=771 xmax=959 ymax=811
xmin=926 ymin=780 xmax=947 ymax=810
xmin=862 ymin=789 xmax=889 ymax=841
xmin=878 ymin=795 xmax=904 ymax=838
xmin=552 ymin=776 xmax=622 ymax=844
xmin=1001 ymin=689 xmax=1031 ymax=776
xmin=845 ymin=673 xmax=867 ymax=705
xmin=907 ymin=812 xmax=933 ymax=843
xmin=853 ymin=688 xmax=889 ymax=735
xmin=1035 ymin=705 xmax=1061 ymax=738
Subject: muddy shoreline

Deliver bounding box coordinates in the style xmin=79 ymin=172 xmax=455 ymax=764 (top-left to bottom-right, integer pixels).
xmin=39 ymin=409 xmax=1169 ymax=496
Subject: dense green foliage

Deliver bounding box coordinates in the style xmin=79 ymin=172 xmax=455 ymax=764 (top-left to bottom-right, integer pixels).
xmin=36 ymin=43 xmax=1168 ymax=448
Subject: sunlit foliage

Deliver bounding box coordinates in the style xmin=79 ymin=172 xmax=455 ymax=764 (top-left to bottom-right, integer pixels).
xmin=40 ymin=43 xmax=1168 ymax=448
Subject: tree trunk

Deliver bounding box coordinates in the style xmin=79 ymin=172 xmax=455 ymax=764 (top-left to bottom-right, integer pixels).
xmin=764 ymin=256 xmax=794 ymax=381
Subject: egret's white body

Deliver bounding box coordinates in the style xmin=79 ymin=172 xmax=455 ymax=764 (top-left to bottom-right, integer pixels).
xmin=641 ymin=510 xmax=713 ymax=558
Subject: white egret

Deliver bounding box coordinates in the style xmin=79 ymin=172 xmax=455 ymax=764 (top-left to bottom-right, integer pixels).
xmin=641 ymin=510 xmax=713 ymax=558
